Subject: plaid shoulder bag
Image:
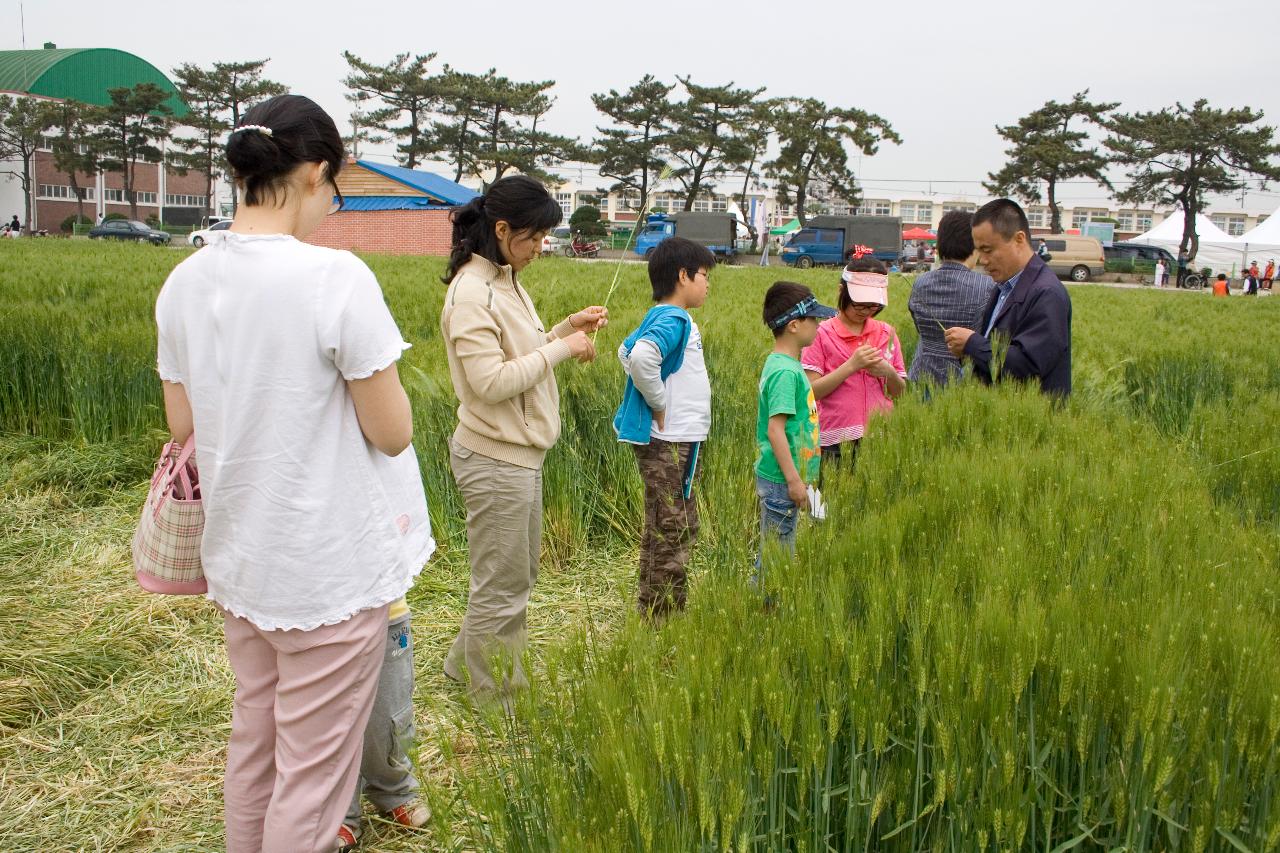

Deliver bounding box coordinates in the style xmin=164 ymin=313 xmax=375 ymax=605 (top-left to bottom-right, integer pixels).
xmin=132 ymin=438 xmax=207 ymax=595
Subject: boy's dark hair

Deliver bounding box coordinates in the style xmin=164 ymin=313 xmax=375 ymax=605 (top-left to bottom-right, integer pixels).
xmin=1217 ymin=273 xmax=1227 ymax=280
xmin=648 ymin=236 xmax=716 ymax=300
xmin=226 ymin=94 xmax=345 ymax=209
xmin=973 ymin=198 xmax=1031 ymax=243
xmin=838 ymin=256 xmax=888 ymax=311
xmin=764 ymin=281 xmax=815 ymax=338
xmin=443 ymin=175 xmax=563 ymax=282
xmin=936 ymin=210 xmax=975 ymax=261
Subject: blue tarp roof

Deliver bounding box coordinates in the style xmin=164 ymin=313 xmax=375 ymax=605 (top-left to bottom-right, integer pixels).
xmin=339 ymin=196 xmax=454 ymax=212
xmin=355 ymin=160 xmax=479 ymax=206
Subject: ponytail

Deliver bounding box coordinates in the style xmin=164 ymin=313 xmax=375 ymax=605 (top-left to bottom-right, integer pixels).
xmin=442 ymin=175 xmax=564 ymax=283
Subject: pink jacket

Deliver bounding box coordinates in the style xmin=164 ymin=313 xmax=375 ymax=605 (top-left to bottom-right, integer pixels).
xmin=800 ymin=316 xmax=906 ymax=446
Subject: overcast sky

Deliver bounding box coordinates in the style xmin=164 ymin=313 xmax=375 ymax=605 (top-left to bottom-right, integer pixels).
xmin=9 ymin=0 xmax=1280 ymax=211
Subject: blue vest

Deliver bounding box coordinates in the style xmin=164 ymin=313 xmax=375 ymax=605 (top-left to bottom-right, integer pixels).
xmin=612 ymin=305 xmax=692 ymax=444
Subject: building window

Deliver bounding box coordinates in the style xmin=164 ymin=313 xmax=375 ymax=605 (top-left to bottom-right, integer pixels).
xmin=38 ymin=184 xmax=95 ymax=201
xmin=900 ymin=202 xmax=932 ymax=222
xmin=693 ymin=199 xmax=710 ymax=212
xmin=711 ymin=199 xmax=727 ymax=212
xmin=1026 ymin=209 xmax=1046 ymax=229
xmin=856 ymin=199 xmax=891 ymax=216
xmin=165 ymin=194 xmax=208 ymax=207
xmin=554 ymin=191 xmax=572 ymax=220
xmin=1136 ymin=213 xmax=1153 ymax=231
xmin=136 ymin=191 xmax=158 ymax=206
xmin=1116 ymin=212 xmax=1134 ymax=231
xmin=1210 ymin=214 xmax=1245 ymax=237
xmin=1071 ymin=209 xmax=1108 ymax=229
xmin=942 ymin=202 xmax=975 ymax=214
xmin=104 ymin=188 xmax=125 ymax=203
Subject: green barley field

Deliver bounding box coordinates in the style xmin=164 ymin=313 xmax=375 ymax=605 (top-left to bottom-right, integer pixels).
xmin=1 ymin=240 xmax=1277 ymax=852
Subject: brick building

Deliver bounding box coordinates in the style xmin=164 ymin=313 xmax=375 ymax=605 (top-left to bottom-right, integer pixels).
xmin=307 ymin=159 xmax=477 ymax=256
xmin=0 ymin=46 xmax=210 ymax=232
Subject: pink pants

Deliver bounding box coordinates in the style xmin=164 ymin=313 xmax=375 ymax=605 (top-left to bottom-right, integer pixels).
xmin=221 ymin=603 xmax=389 ymax=853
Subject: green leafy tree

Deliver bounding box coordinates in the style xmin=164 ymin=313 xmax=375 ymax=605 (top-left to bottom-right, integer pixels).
xmin=40 ymin=99 xmax=100 ymax=225
xmin=985 ymin=90 xmax=1118 ymax=233
xmin=470 ymin=74 xmax=580 ymax=184
xmin=591 ymin=74 xmax=675 ymax=217
xmin=1106 ymin=99 xmax=1280 ymax=261
xmin=344 ymin=91 xmax=388 ymax=160
xmin=732 ymin=100 xmax=776 ymax=249
xmin=766 ymin=98 xmax=900 ymax=226
xmin=569 ymin=203 xmax=607 ymax=238
xmin=94 ymin=83 xmax=173 ymax=220
xmin=169 ymin=63 xmax=232 ymax=217
xmin=432 ymin=67 xmax=486 ymax=182
xmin=665 ymin=76 xmax=764 ymax=211
xmin=0 ymin=95 xmax=45 ymax=232
xmin=342 ymin=51 xmax=439 ymax=169
xmin=205 ymin=60 xmax=287 ymax=211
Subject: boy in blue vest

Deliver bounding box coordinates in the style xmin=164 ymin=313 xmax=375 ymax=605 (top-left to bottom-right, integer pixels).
xmin=614 ymin=237 xmax=716 ymax=622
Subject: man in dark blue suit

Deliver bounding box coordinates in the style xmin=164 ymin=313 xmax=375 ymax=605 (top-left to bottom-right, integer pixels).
xmin=943 ymin=199 xmax=1072 ymax=397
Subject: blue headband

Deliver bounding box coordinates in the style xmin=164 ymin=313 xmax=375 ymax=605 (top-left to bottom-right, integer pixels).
xmin=768 ymin=295 xmax=821 ymax=330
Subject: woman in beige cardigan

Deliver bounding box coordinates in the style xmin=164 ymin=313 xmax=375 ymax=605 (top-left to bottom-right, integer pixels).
xmin=441 ymin=175 xmax=607 ymax=703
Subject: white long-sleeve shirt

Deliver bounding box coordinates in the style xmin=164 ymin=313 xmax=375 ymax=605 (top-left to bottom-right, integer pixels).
xmin=617 ymin=321 xmax=711 ymax=443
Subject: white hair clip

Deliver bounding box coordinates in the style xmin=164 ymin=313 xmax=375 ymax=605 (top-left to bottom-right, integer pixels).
xmin=234 ymin=124 xmax=274 ymax=137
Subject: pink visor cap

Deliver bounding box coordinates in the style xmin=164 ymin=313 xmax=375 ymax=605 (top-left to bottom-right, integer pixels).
xmin=843 ymin=270 xmax=889 ymax=309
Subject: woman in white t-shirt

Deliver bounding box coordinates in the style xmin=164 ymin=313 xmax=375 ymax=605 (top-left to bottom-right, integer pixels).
xmin=154 ymin=94 xmax=433 ymax=853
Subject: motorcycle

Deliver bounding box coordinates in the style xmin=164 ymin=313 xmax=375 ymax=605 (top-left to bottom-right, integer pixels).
xmin=563 ymin=236 xmax=602 ymax=259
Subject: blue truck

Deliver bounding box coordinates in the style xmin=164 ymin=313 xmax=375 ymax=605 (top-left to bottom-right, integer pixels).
xmin=779 ymin=215 xmax=903 ymax=268
xmin=634 ymin=212 xmax=739 ymax=261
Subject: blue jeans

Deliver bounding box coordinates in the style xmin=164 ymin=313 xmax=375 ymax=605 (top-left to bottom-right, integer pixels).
xmin=755 ymin=475 xmax=799 ymax=581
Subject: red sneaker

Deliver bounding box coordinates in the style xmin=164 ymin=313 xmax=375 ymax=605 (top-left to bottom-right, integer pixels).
xmin=335 ymin=823 xmax=359 ymax=852
xmin=385 ymin=800 xmax=431 ymax=828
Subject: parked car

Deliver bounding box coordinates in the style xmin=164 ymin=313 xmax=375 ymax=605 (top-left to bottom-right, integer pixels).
xmin=189 ymin=219 xmax=232 ymax=248
xmin=780 ymin=215 xmax=902 ymax=268
xmin=1104 ymin=242 xmax=1176 ymax=268
xmin=1033 ymin=234 xmax=1105 ymax=282
xmin=87 ymin=219 xmax=172 ymax=245
xmin=541 ymin=225 xmax=571 ymax=256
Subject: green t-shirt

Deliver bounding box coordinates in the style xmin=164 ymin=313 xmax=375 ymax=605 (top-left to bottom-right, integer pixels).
xmin=754 ymin=352 xmax=820 ymax=485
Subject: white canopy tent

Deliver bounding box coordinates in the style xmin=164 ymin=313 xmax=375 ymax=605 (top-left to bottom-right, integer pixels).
xmin=1129 ymin=212 xmax=1242 ymax=274
xmin=1236 ymin=206 xmax=1280 ymax=267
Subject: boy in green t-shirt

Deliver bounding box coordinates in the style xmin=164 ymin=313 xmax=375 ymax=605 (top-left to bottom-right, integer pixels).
xmin=755 ymin=282 xmax=835 ymax=570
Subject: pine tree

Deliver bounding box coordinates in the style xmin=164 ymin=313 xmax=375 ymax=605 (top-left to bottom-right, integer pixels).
xmin=766 ymin=98 xmax=899 ymax=226
xmin=591 ymin=75 xmax=675 ymax=217
xmin=342 ymin=52 xmax=439 ymax=169
xmin=0 ymin=95 xmax=43 ymax=232
xmin=95 ymin=84 xmax=173 ymax=220
xmin=665 ymin=77 xmax=763 ymax=211
xmin=169 ymin=63 xmax=232 ymax=217
xmin=40 ymin=99 xmax=100 ymax=226
xmin=1106 ymin=99 xmax=1280 ymax=261
xmin=985 ymin=91 xmax=1117 ymax=233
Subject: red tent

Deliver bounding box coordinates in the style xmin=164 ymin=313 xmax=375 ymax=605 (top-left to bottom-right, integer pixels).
xmin=902 ymin=227 xmax=936 ymax=240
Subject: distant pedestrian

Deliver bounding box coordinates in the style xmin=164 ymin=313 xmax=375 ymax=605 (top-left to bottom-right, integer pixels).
xmin=1263 ymin=259 xmax=1275 ymax=291
xmin=906 ymin=211 xmax=997 ymax=387
xmin=1176 ymin=249 xmax=1188 ymax=286
xmin=1243 ymin=268 xmax=1260 ymax=295
xmin=1213 ymin=274 xmax=1229 ymax=297
xmin=1154 ymin=259 xmax=1166 ymax=287
xmin=8 ymin=214 xmax=19 ymax=234
xmin=1036 ymin=239 xmax=1051 ymax=262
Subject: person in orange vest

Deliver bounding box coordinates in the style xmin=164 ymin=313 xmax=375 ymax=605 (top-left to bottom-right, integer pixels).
xmin=1212 ymin=274 xmax=1229 ymax=297
xmin=1263 ymin=259 xmax=1274 ymax=291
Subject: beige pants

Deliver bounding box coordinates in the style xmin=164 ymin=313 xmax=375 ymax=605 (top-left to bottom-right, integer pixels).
xmin=444 ymin=437 xmax=542 ymax=700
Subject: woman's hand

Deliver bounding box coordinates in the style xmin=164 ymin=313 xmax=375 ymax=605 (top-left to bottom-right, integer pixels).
xmin=564 ymin=330 xmax=597 ymax=363
xmin=570 ymin=305 xmax=609 ymax=332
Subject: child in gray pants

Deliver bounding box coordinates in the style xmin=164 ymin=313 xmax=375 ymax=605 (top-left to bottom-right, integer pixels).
xmin=336 ymin=603 xmax=429 ymax=851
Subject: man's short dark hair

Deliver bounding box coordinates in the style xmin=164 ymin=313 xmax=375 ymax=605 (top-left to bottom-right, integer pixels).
xmin=763 ymin=281 xmax=815 ymax=338
xmin=973 ymin=198 xmax=1031 ymax=243
xmin=648 ymin=236 xmax=716 ymax=300
xmin=936 ymin=210 xmax=975 ymax=261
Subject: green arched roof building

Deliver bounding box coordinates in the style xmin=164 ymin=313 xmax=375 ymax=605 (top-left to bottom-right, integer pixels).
xmin=0 ymin=47 xmax=188 ymax=117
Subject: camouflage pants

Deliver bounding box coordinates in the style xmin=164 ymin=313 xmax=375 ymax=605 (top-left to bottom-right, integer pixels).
xmin=632 ymin=439 xmax=701 ymax=619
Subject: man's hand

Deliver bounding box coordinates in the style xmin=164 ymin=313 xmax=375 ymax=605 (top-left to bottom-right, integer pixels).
xmin=570 ymin=305 xmax=609 ymax=332
xmin=787 ymin=477 xmax=810 ymax=511
xmin=944 ymin=327 xmax=975 ymax=359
